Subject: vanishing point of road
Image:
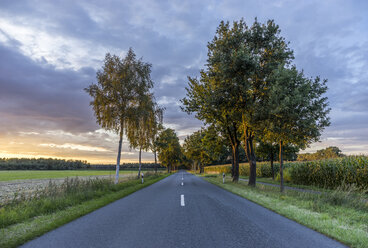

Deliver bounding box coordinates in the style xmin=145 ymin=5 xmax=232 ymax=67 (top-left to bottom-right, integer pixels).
xmin=22 ymin=171 xmax=346 ymax=248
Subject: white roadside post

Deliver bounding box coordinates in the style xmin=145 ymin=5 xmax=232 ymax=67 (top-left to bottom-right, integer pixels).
xmin=141 ymin=172 xmax=144 ymax=184
xmin=222 ymin=173 xmax=225 ymax=184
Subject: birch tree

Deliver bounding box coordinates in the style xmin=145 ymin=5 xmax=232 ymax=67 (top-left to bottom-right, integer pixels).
xmin=85 ymin=48 xmax=153 ymax=184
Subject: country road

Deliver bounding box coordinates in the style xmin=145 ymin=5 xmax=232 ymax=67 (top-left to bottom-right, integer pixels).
xmin=22 ymin=171 xmax=346 ymax=248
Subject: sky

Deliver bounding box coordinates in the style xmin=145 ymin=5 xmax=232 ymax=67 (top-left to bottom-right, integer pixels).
xmin=0 ymin=0 xmax=367 ymax=164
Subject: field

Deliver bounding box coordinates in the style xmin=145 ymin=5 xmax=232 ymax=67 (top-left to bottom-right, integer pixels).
xmin=0 ymin=170 xmax=147 ymax=181
xmin=205 ymin=156 xmax=368 ymax=190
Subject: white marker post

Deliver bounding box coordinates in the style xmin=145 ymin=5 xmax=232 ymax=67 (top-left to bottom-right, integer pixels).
xmin=222 ymin=173 xmax=225 ymax=184
xmin=141 ymin=172 xmax=144 ymax=184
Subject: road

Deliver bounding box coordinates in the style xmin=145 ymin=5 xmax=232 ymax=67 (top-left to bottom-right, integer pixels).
xmin=22 ymin=171 xmax=346 ymax=248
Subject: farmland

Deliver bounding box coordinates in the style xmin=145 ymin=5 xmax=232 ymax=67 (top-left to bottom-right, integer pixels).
xmin=0 ymin=170 xmax=145 ymax=181
xmin=204 ymin=156 xmax=368 ymax=190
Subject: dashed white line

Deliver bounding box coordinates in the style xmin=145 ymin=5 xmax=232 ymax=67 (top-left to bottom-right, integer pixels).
xmin=181 ymin=182 xmax=184 ymax=186
xmin=181 ymin=194 xmax=185 ymax=206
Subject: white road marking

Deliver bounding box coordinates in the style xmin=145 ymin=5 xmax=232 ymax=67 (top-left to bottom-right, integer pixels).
xmin=181 ymin=194 xmax=185 ymax=206
xmin=181 ymin=182 xmax=184 ymax=186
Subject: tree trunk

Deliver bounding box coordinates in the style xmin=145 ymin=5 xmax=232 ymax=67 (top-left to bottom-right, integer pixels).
xmin=226 ymin=123 xmax=240 ymax=182
xmin=231 ymin=147 xmax=235 ymax=178
xmin=232 ymin=144 xmax=240 ymax=182
xmin=279 ymin=140 xmax=284 ymax=192
xmin=167 ymin=164 xmax=170 ymax=173
xmin=137 ymin=147 xmax=142 ymax=178
xmin=270 ymin=148 xmax=275 ymax=180
xmin=115 ymin=128 xmax=123 ymax=184
xmin=154 ymin=150 xmax=157 ymax=173
xmin=245 ymin=131 xmax=257 ymax=187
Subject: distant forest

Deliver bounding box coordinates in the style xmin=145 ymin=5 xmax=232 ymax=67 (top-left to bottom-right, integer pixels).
xmin=0 ymin=158 xmax=163 ymax=170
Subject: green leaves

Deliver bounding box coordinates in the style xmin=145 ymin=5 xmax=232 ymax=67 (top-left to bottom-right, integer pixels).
xmin=156 ymin=128 xmax=182 ymax=170
xmin=85 ymin=48 xmax=154 ymax=136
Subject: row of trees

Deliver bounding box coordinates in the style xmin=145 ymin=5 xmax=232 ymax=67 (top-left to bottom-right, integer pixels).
xmin=297 ymin=146 xmax=344 ymax=161
xmin=182 ymin=19 xmax=330 ymax=191
xmin=85 ymin=49 xmax=163 ymax=184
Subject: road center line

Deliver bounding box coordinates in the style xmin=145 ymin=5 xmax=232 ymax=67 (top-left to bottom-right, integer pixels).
xmin=181 ymin=194 xmax=185 ymax=206
xmin=181 ymin=182 xmax=184 ymax=186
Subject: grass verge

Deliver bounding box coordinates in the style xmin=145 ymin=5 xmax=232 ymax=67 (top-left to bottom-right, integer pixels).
xmin=203 ymin=175 xmax=368 ymax=248
xmin=0 ymin=173 xmax=169 ymax=248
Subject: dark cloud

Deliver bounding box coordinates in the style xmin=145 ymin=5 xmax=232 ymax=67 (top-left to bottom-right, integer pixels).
xmin=0 ymin=43 xmax=97 ymax=134
xmin=0 ymin=0 xmax=367 ymax=160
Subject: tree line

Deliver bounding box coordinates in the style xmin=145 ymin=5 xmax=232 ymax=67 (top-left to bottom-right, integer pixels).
xmin=86 ymin=19 xmax=330 ymax=191
xmin=181 ymin=19 xmax=330 ymax=191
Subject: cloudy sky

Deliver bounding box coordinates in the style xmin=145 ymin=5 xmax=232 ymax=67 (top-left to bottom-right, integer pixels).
xmin=0 ymin=0 xmax=367 ymax=163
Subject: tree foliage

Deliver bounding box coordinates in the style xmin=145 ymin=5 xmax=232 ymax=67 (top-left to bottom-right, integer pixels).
xmin=85 ymin=48 xmax=153 ymax=183
xmin=263 ymin=66 xmax=330 ymax=191
xmin=183 ymin=126 xmax=227 ymax=173
xmin=297 ymin=146 xmax=344 ymax=161
xmin=156 ymin=128 xmax=182 ymax=172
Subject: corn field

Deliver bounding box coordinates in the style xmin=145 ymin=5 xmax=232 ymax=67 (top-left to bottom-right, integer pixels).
xmin=204 ymin=156 xmax=368 ymax=189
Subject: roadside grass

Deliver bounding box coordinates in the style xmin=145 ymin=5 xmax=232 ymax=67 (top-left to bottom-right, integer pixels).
xmin=0 ymin=173 xmax=169 ymax=248
xmin=0 ymin=170 xmax=147 ymax=181
xmin=203 ymin=175 xmax=368 ymax=248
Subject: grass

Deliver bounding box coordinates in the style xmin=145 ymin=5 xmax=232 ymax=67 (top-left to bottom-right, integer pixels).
xmin=0 ymin=173 xmax=169 ymax=248
xmin=0 ymin=170 xmax=148 ymax=181
xmin=203 ymin=174 xmax=368 ymax=248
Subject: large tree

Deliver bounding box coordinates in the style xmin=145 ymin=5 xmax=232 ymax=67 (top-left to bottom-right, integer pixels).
xmin=264 ymin=66 xmax=330 ymax=191
xmin=85 ymin=48 xmax=153 ymax=184
xmin=156 ymin=128 xmax=182 ymax=173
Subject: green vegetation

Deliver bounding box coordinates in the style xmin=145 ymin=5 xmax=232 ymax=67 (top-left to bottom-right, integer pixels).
xmin=156 ymin=128 xmax=182 ymax=172
xmin=182 ymin=18 xmax=330 ymax=187
xmin=203 ymin=175 xmax=368 ymax=248
xmin=297 ymin=146 xmax=344 ymax=161
xmin=205 ymin=155 xmax=368 ymax=190
xmin=287 ymin=156 xmax=368 ymax=189
xmin=204 ymin=162 xmax=287 ymax=178
xmin=0 ymin=173 xmax=168 ymax=248
xmin=0 ymin=170 xmax=145 ymax=181
xmin=0 ymin=158 xmax=89 ymax=170
xmin=85 ymin=49 xmax=159 ymax=184
xmin=183 ymin=126 xmax=227 ymax=173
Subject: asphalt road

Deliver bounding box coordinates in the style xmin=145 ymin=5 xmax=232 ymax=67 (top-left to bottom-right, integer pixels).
xmin=22 ymin=171 xmax=346 ymax=248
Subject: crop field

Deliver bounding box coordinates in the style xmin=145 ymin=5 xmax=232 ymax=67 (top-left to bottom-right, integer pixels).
xmin=205 ymin=156 xmax=368 ymax=190
xmin=0 ymin=170 xmax=146 ymax=182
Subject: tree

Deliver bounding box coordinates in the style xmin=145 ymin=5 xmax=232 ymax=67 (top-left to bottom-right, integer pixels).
xmin=156 ymin=128 xmax=182 ymax=173
xmin=150 ymin=105 xmax=164 ymax=173
xmin=264 ymin=66 xmax=330 ymax=191
xmin=297 ymin=146 xmax=344 ymax=161
xmin=126 ymin=93 xmax=155 ymax=178
xmin=85 ymin=48 xmax=153 ymax=184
